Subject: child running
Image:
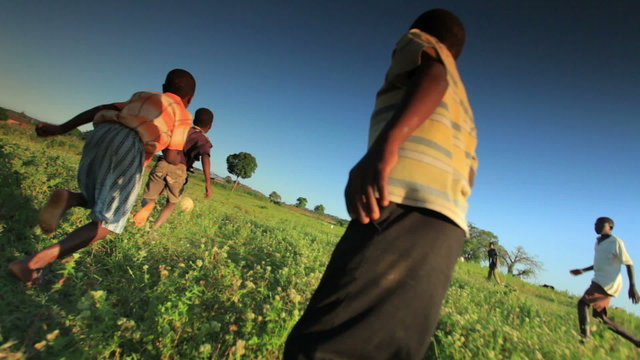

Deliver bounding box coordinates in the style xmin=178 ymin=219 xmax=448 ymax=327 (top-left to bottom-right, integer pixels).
xmin=570 ymin=217 xmax=640 ymax=346
xmin=132 ymin=107 xmax=214 ymax=229
xmin=9 ymin=69 xmax=195 ymax=285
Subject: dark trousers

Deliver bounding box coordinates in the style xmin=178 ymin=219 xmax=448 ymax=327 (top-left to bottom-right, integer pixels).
xmin=284 ymin=203 xmax=465 ymax=360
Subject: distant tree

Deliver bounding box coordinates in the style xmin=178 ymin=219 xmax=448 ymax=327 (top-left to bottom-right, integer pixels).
xmin=463 ymin=224 xmax=504 ymax=263
xmin=0 ymin=107 xmax=8 ymax=121
xmin=313 ymin=204 xmax=325 ymax=215
xmin=336 ymin=219 xmax=347 ymax=227
xmin=295 ymin=197 xmax=307 ymax=209
xmin=502 ymin=246 xmax=543 ymax=279
xmin=224 ymin=176 xmax=233 ymax=184
xmin=269 ymin=191 xmax=282 ymax=204
xmin=226 ymin=152 xmax=257 ymax=191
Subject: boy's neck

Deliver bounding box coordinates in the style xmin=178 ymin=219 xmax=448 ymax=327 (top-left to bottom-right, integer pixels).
xmin=598 ymin=233 xmax=612 ymax=243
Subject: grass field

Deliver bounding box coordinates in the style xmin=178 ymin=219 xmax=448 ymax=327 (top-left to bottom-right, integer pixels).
xmin=2 ymin=121 xmax=640 ymax=359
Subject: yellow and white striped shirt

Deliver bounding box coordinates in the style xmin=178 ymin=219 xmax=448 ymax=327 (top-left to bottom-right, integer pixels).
xmin=369 ymin=29 xmax=478 ymax=234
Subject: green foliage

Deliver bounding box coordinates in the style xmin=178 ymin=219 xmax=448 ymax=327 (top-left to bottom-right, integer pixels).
xmin=1 ymin=123 xmax=640 ymax=359
xmin=295 ymin=197 xmax=307 ymax=209
xmin=313 ymin=204 xmax=325 ymax=215
xmin=503 ymin=246 xmax=543 ymax=279
xmin=226 ymin=152 xmax=258 ymax=181
xmin=269 ymin=191 xmax=282 ymax=204
xmin=224 ymin=175 xmax=233 ymax=184
xmin=0 ymin=107 xmax=8 ymax=121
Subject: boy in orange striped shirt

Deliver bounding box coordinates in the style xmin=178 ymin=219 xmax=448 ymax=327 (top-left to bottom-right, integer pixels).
xmin=9 ymin=69 xmax=195 ymax=285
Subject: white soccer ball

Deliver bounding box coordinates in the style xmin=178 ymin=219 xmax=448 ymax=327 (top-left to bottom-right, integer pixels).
xmin=179 ymin=196 xmax=194 ymax=212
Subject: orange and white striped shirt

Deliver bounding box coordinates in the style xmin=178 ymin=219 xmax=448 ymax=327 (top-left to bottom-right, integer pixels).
xmin=93 ymin=91 xmax=192 ymax=165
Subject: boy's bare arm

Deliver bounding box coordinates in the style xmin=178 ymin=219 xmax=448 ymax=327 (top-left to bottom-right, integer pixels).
xmin=570 ymin=265 xmax=594 ymax=275
xmin=35 ymin=104 xmax=120 ymax=137
xmin=202 ymin=155 xmax=212 ymax=199
xmin=345 ymin=53 xmax=448 ymax=224
xmin=626 ymin=265 xmax=640 ymax=304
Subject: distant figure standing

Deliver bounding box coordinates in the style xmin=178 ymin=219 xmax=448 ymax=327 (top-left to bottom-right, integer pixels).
xmin=8 ymin=69 xmax=195 ymax=285
xmin=284 ymin=9 xmax=477 ymax=360
xmin=570 ymin=217 xmax=640 ymax=346
xmin=132 ymin=107 xmax=214 ymax=229
xmin=487 ymin=241 xmax=501 ymax=284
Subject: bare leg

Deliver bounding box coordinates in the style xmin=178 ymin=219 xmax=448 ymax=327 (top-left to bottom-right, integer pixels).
xmin=577 ymin=298 xmax=590 ymax=338
xmin=597 ymin=312 xmax=640 ymax=347
xmin=9 ymin=221 xmax=111 ymax=285
xmin=38 ymin=189 xmax=87 ymax=234
xmin=492 ymin=269 xmax=502 ymax=284
xmin=153 ymin=201 xmax=177 ymax=229
xmin=132 ymin=199 xmax=156 ymax=227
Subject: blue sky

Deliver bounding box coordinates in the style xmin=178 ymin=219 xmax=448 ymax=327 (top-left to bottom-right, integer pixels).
xmin=2 ymin=1 xmax=640 ymax=314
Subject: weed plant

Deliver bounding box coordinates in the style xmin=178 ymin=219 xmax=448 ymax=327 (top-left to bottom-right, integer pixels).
xmin=1 ymin=123 xmax=639 ymax=359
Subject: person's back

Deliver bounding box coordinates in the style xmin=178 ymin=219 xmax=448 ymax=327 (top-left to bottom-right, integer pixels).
xmin=9 ymin=69 xmax=196 ymax=285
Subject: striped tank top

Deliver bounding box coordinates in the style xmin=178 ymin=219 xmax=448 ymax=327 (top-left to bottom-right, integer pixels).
xmin=368 ymin=29 xmax=478 ymax=235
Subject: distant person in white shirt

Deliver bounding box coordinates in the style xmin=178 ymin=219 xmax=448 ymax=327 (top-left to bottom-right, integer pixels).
xmin=570 ymin=217 xmax=640 ymax=346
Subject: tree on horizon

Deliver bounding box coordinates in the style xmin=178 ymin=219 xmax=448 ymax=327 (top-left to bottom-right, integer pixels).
xmin=226 ymin=152 xmax=257 ymax=192
xmin=295 ymin=197 xmax=307 ymax=209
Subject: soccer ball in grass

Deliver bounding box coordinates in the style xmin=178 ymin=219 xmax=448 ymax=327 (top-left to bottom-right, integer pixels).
xmin=179 ymin=197 xmax=194 ymax=212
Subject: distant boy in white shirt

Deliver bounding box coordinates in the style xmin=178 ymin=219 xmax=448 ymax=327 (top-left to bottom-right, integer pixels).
xmin=570 ymin=217 xmax=640 ymax=346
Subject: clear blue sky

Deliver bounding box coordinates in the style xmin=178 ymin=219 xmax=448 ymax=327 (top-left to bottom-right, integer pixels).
xmin=2 ymin=1 xmax=640 ymax=314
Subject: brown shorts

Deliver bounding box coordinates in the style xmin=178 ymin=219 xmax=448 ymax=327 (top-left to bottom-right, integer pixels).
xmin=142 ymin=159 xmax=187 ymax=203
xmin=581 ymin=281 xmax=611 ymax=313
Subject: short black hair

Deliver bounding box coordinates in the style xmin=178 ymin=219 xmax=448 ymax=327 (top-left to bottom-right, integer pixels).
xmin=597 ymin=217 xmax=615 ymax=229
xmin=163 ymin=69 xmax=196 ymax=100
xmin=194 ymin=108 xmax=214 ymax=128
xmin=410 ymin=9 xmax=465 ymax=59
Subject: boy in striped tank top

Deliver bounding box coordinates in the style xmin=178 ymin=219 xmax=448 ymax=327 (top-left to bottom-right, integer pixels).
xmin=9 ymin=69 xmax=195 ymax=286
xmin=285 ymin=9 xmax=477 ymax=359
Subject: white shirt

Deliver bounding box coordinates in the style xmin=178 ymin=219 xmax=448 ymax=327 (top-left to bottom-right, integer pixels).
xmin=592 ymin=235 xmax=633 ymax=297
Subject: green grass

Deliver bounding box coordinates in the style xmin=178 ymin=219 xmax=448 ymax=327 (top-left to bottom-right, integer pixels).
xmin=1 ymin=122 xmax=640 ymax=359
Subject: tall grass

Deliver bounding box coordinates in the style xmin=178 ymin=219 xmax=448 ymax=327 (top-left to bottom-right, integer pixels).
xmin=1 ymin=122 xmax=639 ymax=359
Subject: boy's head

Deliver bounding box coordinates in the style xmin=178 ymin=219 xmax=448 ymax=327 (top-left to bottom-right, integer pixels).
xmin=489 ymin=242 xmax=496 ymax=248
xmin=410 ymin=9 xmax=465 ymax=59
xmin=163 ymin=69 xmax=196 ymax=107
xmin=595 ymin=217 xmax=614 ymax=235
xmin=193 ymin=108 xmax=214 ymax=132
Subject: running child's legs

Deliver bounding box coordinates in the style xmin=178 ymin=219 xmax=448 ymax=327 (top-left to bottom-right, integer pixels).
xmin=153 ymin=201 xmax=177 ymax=229
xmin=9 ymin=221 xmax=111 ymax=284
xmin=38 ymin=189 xmax=88 ymax=234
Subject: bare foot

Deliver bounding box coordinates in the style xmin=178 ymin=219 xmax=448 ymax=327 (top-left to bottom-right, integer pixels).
xmin=38 ymin=189 xmax=71 ymax=235
xmin=132 ymin=204 xmax=154 ymax=227
xmin=8 ymin=259 xmax=41 ymax=286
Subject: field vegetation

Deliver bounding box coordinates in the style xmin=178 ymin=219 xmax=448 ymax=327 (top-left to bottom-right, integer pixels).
xmin=1 ymin=121 xmax=640 ymax=359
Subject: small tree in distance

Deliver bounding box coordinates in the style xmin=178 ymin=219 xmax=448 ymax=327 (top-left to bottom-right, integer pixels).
xmin=269 ymin=191 xmax=282 ymax=204
xmin=295 ymin=197 xmax=307 ymax=209
xmin=226 ymin=152 xmax=258 ymax=191
xmin=502 ymin=246 xmax=543 ymax=279
xmin=313 ymin=204 xmax=325 ymax=215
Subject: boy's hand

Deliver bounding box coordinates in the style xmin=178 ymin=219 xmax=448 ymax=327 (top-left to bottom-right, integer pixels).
xmin=205 ymin=184 xmax=212 ymax=199
xmin=570 ymin=269 xmax=583 ymax=276
xmin=345 ymin=141 xmax=398 ymax=224
xmin=35 ymin=123 xmax=63 ymax=137
xmin=629 ymin=285 xmax=640 ymax=304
